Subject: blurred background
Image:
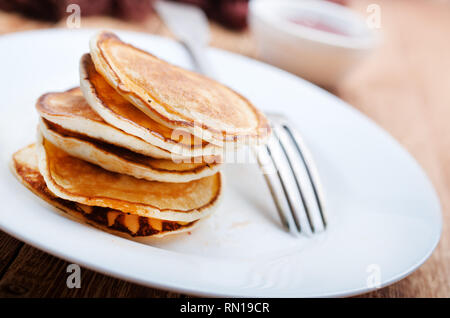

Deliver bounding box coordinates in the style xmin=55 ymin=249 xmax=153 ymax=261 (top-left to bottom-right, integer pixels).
xmin=0 ymin=0 xmax=448 ymax=298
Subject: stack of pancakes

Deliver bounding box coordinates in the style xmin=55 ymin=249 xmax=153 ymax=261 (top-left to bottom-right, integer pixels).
xmin=12 ymin=31 xmax=269 ymax=238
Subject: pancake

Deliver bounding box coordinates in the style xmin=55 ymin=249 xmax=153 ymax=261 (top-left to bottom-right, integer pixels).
xmin=11 ymin=144 xmax=197 ymax=237
xmin=89 ymin=31 xmax=270 ymax=146
xmin=80 ymin=54 xmax=222 ymax=157
xmin=36 ymin=88 xmax=220 ymax=160
xmin=36 ymin=87 xmax=175 ymax=159
xmin=39 ymin=117 xmax=222 ymax=183
xmin=36 ymin=131 xmax=222 ymax=222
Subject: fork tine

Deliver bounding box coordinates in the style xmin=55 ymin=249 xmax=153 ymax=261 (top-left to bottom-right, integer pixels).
xmin=282 ymin=124 xmax=328 ymax=229
xmin=264 ymin=142 xmax=303 ymax=233
xmin=256 ymin=113 xmax=328 ymax=235
xmin=254 ymin=145 xmax=291 ymax=231
xmin=271 ymin=123 xmax=316 ymax=232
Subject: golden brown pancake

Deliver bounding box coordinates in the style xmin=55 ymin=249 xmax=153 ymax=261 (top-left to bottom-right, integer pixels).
xmin=36 ymin=87 xmax=175 ymax=159
xmin=80 ymin=54 xmax=217 ymax=152
xmin=36 ymin=88 xmax=221 ymax=160
xmin=39 ymin=117 xmax=222 ymax=183
xmin=36 ymin=132 xmax=222 ymax=222
xmin=89 ymin=31 xmax=270 ymax=146
xmin=11 ymin=144 xmax=197 ymax=237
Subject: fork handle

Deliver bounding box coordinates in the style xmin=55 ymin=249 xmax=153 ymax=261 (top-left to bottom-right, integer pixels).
xmin=181 ymin=41 xmax=216 ymax=79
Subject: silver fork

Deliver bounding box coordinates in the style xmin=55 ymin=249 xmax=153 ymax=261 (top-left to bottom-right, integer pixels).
xmin=255 ymin=114 xmax=327 ymax=234
xmin=155 ymin=1 xmax=327 ymax=234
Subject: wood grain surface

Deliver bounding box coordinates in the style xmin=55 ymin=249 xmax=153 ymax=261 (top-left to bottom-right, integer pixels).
xmin=0 ymin=0 xmax=448 ymax=297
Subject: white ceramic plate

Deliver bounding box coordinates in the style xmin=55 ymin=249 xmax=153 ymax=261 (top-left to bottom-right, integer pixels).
xmin=0 ymin=29 xmax=442 ymax=297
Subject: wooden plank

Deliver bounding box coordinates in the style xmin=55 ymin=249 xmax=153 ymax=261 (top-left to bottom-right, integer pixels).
xmin=0 ymin=231 xmax=23 ymax=278
xmin=0 ymin=244 xmax=183 ymax=297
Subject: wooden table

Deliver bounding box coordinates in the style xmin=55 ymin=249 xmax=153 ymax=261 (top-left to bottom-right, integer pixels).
xmin=0 ymin=0 xmax=448 ymax=297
